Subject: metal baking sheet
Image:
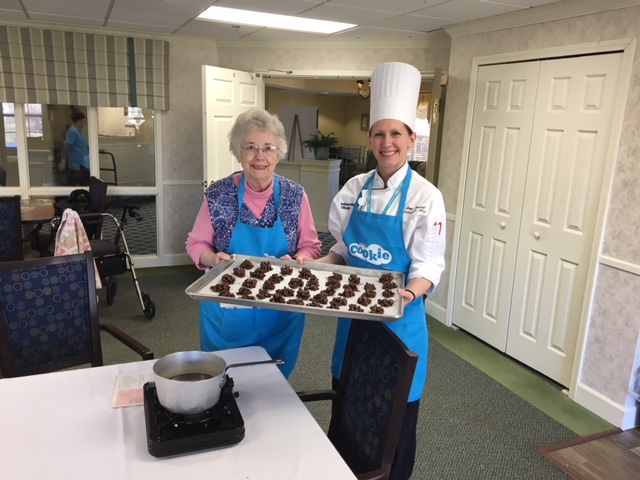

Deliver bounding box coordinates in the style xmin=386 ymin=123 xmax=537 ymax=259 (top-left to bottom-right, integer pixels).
xmin=185 ymin=254 xmax=404 ymax=322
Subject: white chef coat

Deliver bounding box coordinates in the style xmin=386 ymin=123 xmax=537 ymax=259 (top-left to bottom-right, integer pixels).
xmin=328 ymin=162 xmax=446 ymax=292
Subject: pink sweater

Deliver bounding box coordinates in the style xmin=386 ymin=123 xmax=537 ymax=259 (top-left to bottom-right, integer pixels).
xmin=186 ymin=173 xmax=322 ymax=270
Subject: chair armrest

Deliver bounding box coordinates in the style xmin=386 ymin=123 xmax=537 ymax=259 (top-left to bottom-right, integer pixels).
xmin=297 ymin=390 xmax=337 ymax=402
xmin=99 ymin=323 xmax=154 ymax=360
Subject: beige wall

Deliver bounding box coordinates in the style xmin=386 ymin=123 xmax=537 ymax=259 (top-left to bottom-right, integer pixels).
xmin=161 ymin=38 xmax=219 ymax=256
xmin=217 ymin=43 xmax=451 ymax=74
xmin=265 ymin=88 xmax=370 ymax=146
xmin=440 ymin=6 xmax=640 ymax=417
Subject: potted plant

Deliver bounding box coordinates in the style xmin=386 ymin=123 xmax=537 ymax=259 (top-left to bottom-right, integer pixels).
xmin=302 ymin=130 xmax=340 ymax=160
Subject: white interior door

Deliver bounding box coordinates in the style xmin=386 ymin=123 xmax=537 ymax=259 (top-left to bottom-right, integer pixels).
xmin=202 ymin=66 xmax=264 ymax=186
xmin=506 ymin=53 xmax=622 ymax=385
xmin=454 ymin=53 xmax=622 ymax=386
xmin=452 ymin=62 xmax=540 ymax=350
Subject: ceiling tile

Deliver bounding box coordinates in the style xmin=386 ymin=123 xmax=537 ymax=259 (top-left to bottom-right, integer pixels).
xmin=212 ymin=0 xmax=305 ymax=16
xmin=412 ymin=0 xmax=526 ymax=22
xmin=176 ymin=19 xmax=264 ymax=40
xmin=370 ymin=15 xmax=455 ymax=33
xmin=494 ymin=0 xmax=563 ymax=6
xmin=22 ymin=0 xmax=112 ymax=20
xmin=0 ymin=9 xmax=29 ymax=21
xmin=296 ymin=4 xmax=401 ymax=25
xmin=324 ymin=0 xmax=452 ymax=14
xmin=105 ymin=21 xmax=178 ymax=35
xmin=233 ymin=28 xmax=331 ymax=42
xmin=107 ymin=0 xmax=204 ymax=28
xmin=328 ymin=25 xmax=434 ymax=41
xmin=164 ymin=0 xmax=212 ymax=5
xmin=1 ymin=0 xmax=25 ymax=13
xmin=6 ymin=0 xmax=571 ymax=43
xmin=26 ymin=13 xmax=104 ymax=27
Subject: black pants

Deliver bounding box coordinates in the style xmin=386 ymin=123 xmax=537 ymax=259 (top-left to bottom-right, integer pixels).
xmin=331 ymin=377 xmax=420 ymax=480
xmin=67 ymin=166 xmax=90 ymax=186
xmin=389 ymin=399 xmax=419 ymax=480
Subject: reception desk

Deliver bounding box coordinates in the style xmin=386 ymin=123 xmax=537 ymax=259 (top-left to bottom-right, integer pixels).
xmin=276 ymin=158 xmax=341 ymax=232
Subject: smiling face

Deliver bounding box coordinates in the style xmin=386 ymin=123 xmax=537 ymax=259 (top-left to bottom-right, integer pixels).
xmin=236 ymin=129 xmax=281 ymax=192
xmin=369 ymin=119 xmax=416 ymax=182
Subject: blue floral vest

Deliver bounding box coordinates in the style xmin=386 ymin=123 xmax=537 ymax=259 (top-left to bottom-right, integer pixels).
xmin=205 ymin=174 xmax=304 ymax=255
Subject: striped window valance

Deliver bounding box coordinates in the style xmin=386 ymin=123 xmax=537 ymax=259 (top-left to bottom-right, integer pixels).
xmin=129 ymin=37 xmax=170 ymax=110
xmin=0 ymin=26 xmax=169 ymax=110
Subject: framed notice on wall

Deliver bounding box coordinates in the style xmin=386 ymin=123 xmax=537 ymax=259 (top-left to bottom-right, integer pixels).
xmin=360 ymin=114 xmax=369 ymax=131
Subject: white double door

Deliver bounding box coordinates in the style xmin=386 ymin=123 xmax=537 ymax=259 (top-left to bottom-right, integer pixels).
xmin=453 ymin=53 xmax=622 ymax=386
xmin=202 ymin=66 xmax=264 ymax=186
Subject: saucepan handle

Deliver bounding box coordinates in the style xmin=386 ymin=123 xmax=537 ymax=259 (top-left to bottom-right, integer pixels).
xmin=219 ymin=359 xmax=285 ymax=386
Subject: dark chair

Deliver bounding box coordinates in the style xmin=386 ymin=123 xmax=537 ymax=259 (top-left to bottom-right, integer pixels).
xmin=52 ymin=176 xmax=108 ymax=240
xmin=298 ymin=320 xmax=418 ymax=480
xmin=408 ymin=160 xmax=427 ymax=178
xmin=0 ymin=251 xmax=153 ymax=378
xmin=0 ymin=195 xmax=23 ymax=262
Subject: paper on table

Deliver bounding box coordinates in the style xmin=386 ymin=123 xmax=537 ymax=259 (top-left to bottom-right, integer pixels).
xmin=111 ymin=372 xmax=154 ymax=408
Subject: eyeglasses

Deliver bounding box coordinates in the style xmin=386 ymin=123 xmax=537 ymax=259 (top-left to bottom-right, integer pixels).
xmin=241 ymin=145 xmax=279 ymax=156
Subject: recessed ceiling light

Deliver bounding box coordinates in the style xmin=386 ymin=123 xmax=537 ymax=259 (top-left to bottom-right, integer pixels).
xmin=197 ymin=6 xmax=356 ymax=34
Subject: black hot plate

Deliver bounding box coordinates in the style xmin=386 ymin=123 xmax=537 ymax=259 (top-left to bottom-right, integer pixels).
xmin=143 ymin=376 xmax=245 ymax=458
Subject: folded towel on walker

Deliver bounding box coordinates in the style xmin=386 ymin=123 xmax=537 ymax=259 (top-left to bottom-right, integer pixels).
xmin=54 ymin=208 xmax=103 ymax=289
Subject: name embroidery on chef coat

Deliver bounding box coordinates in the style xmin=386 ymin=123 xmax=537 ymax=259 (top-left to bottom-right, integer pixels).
xmin=348 ymin=243 xmax=392 ymax=266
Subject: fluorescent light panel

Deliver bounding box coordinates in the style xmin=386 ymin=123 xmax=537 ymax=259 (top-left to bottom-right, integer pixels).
xmin=197 ymin=6 xmax=356 ymax=34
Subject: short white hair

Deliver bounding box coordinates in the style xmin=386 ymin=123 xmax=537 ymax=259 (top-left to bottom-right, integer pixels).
xmin=228 ymin=108 xmax=288 ymax=161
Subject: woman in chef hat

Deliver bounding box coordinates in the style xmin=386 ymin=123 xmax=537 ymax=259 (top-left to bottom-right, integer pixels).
xmin=318 ymin=62 xmax=446 ymax=479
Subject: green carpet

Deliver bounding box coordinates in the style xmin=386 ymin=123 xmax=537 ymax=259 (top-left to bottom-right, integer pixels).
xmin=428 ymin=319 xmax=613 ymax=438
xmin=97 ymin=268 xmax=610 ymax=479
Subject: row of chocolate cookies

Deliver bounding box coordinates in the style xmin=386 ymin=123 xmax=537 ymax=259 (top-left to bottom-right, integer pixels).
xmin=210 ymin=259 xmax=398 ymax=315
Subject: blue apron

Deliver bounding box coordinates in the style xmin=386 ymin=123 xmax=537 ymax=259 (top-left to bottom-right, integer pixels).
xmin=331 ymin=168 xmax=428 ymax=401
xmin=200 ymin=174 xmax=305 ymax=378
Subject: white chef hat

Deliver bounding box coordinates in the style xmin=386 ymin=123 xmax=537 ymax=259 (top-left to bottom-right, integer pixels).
xmin=369 ymin=62 xmax=421 ymax=131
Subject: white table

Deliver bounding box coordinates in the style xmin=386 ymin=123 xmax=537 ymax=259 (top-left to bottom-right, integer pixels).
xmin=0 ymin=346 xmax=356 ymax=480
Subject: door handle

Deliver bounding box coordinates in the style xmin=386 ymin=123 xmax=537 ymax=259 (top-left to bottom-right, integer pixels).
xmin=499 ymin=222 xmax=506 ymax=230
xmin=533 ymin=232 xmax=540 ymax=240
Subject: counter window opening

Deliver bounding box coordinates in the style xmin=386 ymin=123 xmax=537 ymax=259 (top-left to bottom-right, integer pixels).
xmin=411 ymin=92 xmax=431 ymax=163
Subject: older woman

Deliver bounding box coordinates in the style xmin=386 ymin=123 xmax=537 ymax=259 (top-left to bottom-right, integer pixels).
xmin=186 ymin=108 xmax=322 ymax=377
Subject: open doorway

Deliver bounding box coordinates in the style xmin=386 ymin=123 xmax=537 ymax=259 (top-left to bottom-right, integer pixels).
xmin=262 ymin=73 xmax=442 ymax=185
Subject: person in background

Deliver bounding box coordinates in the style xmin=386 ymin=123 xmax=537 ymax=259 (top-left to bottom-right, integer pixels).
xmin=314 ymin=62 xmax=446 ymax=480
xmin=58 ymin=110 xmax=90 ymax=186
xmin=186 ymin=108 xmax=322 ymax=378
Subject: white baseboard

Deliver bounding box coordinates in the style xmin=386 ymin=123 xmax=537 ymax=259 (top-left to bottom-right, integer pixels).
xmin=132 ymin=253 xmax=192 ymax=268
xmin=573 ymin=382 xmax=639 ymax=430
xmin=426 ymin=298 xmax=447 ymax=324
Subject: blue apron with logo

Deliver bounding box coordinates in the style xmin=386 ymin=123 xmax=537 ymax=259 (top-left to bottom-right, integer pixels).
xmin=200 ymin=174 xmax=305 ymax=378
xmin=331 ymin=168 xmax=428 ymax=401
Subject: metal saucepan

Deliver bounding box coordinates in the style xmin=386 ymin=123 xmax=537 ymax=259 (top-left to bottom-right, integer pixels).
xmin=152 ymin=351 xmax=284 ymax=415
